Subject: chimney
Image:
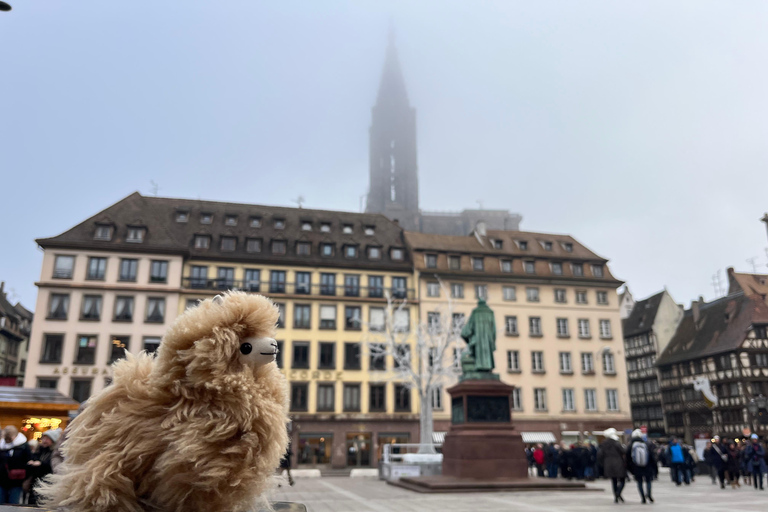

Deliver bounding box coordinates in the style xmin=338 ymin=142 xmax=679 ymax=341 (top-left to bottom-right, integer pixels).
xmin=0 ymin=281 xmax=4 ymax=294
xmin=692 ymin=296 xmax=704 ymax=324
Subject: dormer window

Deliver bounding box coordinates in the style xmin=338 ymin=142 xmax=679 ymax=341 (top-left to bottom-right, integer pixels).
xmin=501 ymin=260 xmax=512 ymax=273
xmin=176 ymin=211 xmax=189 ymax=223
xmin=552 ymin=262 xmax=563 ymax=275
xmin=94 ymin=225 xmax=113 ymax=241
xmin=449 ymin=256 xmax=461 ymax=270
xmin=194 ymin=235 xmax=210 ymax=249
xmin=592 ymin=265 xmax=604 ymax=278
xmin=225 ymin=215 xmax=238 ymax=226
xmin=344 ymin=245 xmax=358 ymax=259
xmin=563 ymin=242 xmax=573 ymax=252
xmin=297 ymin=242 xmax=311 ymax=256
xmin=246 ymin=238 xmax=262 ymax=253
xmin=365 ymin=226 xmax=375 ymax=236
xmin=517 ymin=241 xmax=528 ymax=250
xmin=543 ymin=241 xmax=553 ymax=251
xmin=572 ymin=263 xmax=584 ymax=276
xmin=272 ymin=240 xmax=287 ymax=255
xmin=274 ymin=219 xmax=285 ymax=230
xmin=368 ymin=246 xmax=382 ymax=259
xmin=321 ymin=223 xmax=331 ymax=233
xmin=249 ymin=216 xmax=262 ymax=228
xmin=493 ymin=240 xmax=503 ymax=249
xmin=200 ymin=213 xmax=213 ymax=224
xmin=425 ymin=254 xmax=437 ymax=268
xmin=320 ymin=243 xmax=334 ymax=257
xmin=524 ymin=261 xmax=536 ymax=274
xmin=391 ymin=248 xmax=404 ymax=261
xmin=220 ymin=237 xmax=236 ymax=252
xmin=126 ymin=227 xmax=145 ymax=243
xmin=343 ymin=224 xmax=353 ymax=234
xmin=301 ymin=221 xmax=312 ymax=231
xmin=472 ymin=257 xmax=484 ymax=271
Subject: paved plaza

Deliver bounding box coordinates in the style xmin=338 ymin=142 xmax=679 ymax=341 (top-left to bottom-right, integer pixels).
xmin=269 ymin=476 xmax=768 ymax=512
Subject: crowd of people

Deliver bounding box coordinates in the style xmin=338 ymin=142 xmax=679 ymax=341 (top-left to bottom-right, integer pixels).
xmin=0 ymin=425 xmax=63 ymax=505
xmin=527 ymin=429 xmax=768 ymax=504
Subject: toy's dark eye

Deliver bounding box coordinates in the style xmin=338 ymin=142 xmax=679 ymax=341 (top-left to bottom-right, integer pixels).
xmin=240 ymin=343 xmax=253 ymax=355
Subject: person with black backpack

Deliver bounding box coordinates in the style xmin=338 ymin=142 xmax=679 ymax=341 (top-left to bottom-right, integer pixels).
xmin=626 ymin=429 xmax=656 ymax=504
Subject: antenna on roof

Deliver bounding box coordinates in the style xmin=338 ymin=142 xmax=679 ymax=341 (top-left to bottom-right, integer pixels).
xmin=747 ymin=256 xmax=758 ymax=273
xmin=291 ymin=195 xmax=305 ymax=209
xmin=150 ymin=180 xmax=159 ymax=197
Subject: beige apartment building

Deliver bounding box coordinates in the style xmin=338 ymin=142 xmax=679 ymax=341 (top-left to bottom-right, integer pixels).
xmin=406 ymin=229 xmax=632 ymax=444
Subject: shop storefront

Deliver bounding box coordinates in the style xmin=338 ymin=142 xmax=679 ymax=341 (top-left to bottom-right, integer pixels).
xmin=0 ymin=386 xmax=79 ymax=439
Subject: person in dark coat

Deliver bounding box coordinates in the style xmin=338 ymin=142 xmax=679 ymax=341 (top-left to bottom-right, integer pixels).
xmin=597 ymin=428 xmax=627 ymax=503
xmin=25 ymin=428 xmax=62 ymax=505
xmin=744 ymin=434 xmax=766 ymax=490
xmin=0 ymin=426 xmax=31 ymax=504
xmin=279 ymin=442 xmax=294 ymax=487
xmin=626 ymin=430 xmax=655 ymax=504
xmin=703 ymin=441 xmax=718 ymax=484
xmin=585 ymin=442 xmax=598 ymax=481
xmin=559 ymin=445 xmax=571 ymax=479
xmin=546 ymin=443 xmax=560 ymax=478
xmin=726 ymin=442 xmax=741 ymax=489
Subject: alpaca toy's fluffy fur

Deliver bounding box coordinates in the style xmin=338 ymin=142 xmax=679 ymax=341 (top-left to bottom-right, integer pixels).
xmin=39 ymin=292 xmax=289 ymax=512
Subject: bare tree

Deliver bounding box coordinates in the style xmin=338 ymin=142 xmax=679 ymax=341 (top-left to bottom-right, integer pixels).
xmin=368 ymin=279 xmax=465 ymax=454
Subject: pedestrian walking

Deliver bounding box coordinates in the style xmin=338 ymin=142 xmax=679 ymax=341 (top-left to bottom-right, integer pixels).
xmin=626 ymin=429 xmax=655 ymax=504
xmin=704 ymin=441 xmax=718 ymax=484
xmin=666 ymin=437 xmax=689 ymax=486
xmin=597 ymin=428 xmax=627 ymax=503
xmin=711 ymin=436 xmax=728 ymax=488
xmin=744 ymin=434 xmax=766 ymax=490
xmin=0 ymin=426 xmax=31 ymax=504
xmin=684 ymin=443 xmax=697 ymax=483
xmin=279 ymin=442 xmax=295 ymax=487
xmin=726 ymin=442 xmax=741 ymax=489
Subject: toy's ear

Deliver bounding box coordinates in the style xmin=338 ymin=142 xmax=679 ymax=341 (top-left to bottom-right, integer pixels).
xmin=212 ymin=295 xmax=224 ymax=305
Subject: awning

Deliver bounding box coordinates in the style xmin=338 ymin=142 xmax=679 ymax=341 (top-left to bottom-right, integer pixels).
xmin=433 ymin=431 xmax=447 ymax=444
xmin=521 ymin=432 xmax=556 ymax=444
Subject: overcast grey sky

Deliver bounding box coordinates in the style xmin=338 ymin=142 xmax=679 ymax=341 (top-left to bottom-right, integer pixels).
xmin=2 ymin=1 xmax=768 ymax=310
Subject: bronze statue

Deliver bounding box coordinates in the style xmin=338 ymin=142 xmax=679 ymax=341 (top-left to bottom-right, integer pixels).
xmin=460 ymin=299 xmax=497 ymax=379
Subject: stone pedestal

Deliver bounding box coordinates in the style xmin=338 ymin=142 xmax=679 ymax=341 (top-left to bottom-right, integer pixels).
xmin=442 ymin=378 xmax=528 ymax=480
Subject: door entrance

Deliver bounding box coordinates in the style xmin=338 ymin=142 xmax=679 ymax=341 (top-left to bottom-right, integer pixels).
xmin=346 ymin=432 xmax=371 ymax=467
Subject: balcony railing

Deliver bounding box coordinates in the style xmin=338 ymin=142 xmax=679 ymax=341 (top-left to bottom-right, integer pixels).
xmin=181 ymin=278 xmax=415 ymax=300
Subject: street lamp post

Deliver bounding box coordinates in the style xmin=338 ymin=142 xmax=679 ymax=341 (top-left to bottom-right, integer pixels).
xmin=747 ymin=395 xmax=767 ymax=435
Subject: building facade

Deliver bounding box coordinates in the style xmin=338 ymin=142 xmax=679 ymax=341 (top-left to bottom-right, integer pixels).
xmin=622 ymin=290 xmax=683 ymax=438
xmin=406 ymin=229 xmax=631 ymax=444
xmin=656 ymin=292 xmax=768 ymax=442
xmin=0 ymin=282 xmax=33 ymax=385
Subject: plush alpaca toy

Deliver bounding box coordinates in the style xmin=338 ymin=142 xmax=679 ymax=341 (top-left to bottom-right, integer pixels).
xmin=39 ymin=292 xmax=289 ymax=512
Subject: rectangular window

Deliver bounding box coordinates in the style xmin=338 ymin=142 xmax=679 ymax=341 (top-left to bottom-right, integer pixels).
xmin=368 ymin=246 xmax=382 ymax=259
xmin=270 ymin=270 xmax=286 ymax=294
xmin=512 ymin=388 xmax=522 ymax=410
xmin=150 ymin=260 xmax=168 ymax=283
xmin=290 ymin=383 xmax=308 ymax=412
xmin=80 ymin=295 xmax=102 ymax=321
xmin=529 ymin=317 xmax=542 ymax=336
xmin=294 ymin=305 xmax=311 ymax=329
xmin=194 ymin=235 xmax=211 ymax=249
xmin=274 ymin=219 xmax=286 ymax=230
xmin=221 ymin=237 xmax=236 ymax=251
xmin=292 ymin=342 xmax=309 ymax=369
xmin=427 ymin=312 xmax=441 ymax=332
xmin=391 ymin=277 xmax=407 ymax=299
xmin=475 ymin=285 xmax=488 ymax=300
xmin=275 ymin=341 xmax=283 ymax=367
xmin=319 ymin=342 xmax=335 ymax=369
xmin=344 ymin=342 xmax=361 ymax=370
xmin=343 ymin=383 xmax=361 ymax=412
xmin=427 ymin=282 xmax=440 ymax=297
xmin=297 ymin=242 xmax=311 ymax=255
xmin=145 ymin=297 xmax=165 ymax=323
xmin=47 ymin=293 xmax=70 ymax=320
xmin=564 ymin=242 xmax=573 ymax=252
xmin=344 ymin=245 xmax=358 ymax=259
xmin=320 ymin=273 xmax=336 ymax=295
xmin=394 ymin=309 xmax=410 ymax=332
xmin=585 ymin=389 xmax=597 ymax=411
xmin=317 ymin=383 xmax=335 ymax=412
xmin=556 ymin=318 xmax=569 ymax=337
xmin=345 ymin=306 xmax=361 ymax=330
xmin=200 ymin=213 xmax=213 ymax=224
xmin=109 ymin=336 xmax=129 ymax=363
xmin=600 ymin=319 xmax=612 ymax=338
xmin=526 ymin=287 xmax=539 ymax=302
xmin=501 ymin=286 xmax=517 ymax=301
xmin=246 ymin=238 xmax=262 ymax=253
xmin=554 ymin=289 xmax=566 ymax=303
xmin=606 ymin=389 xmax=619 ymax=411
xmin=501 ymin=260 xmax=512 ymax=273
xmin=53 ymin=255 xmax=75 ymax=279
xmin=431 ymin=386 xmax=442 ymax=410
xmin=320 ymin=243 xmax=334 ymax=257
xmin=576 ymin=291 xmax=587 ymax=304
xmin=368 ymin=307 xmax=385 ymax=332
xmin=572 ymin=263 xmax=584 ymax=276
xmin=71 ymin=379 xmax=92 ymax=403
xmin=37 ymin=378 xmax=58 ymax=389
xmin=451 ymin=283 xmax=464 ymax=299
xmin=524 ymin=261 xmax=536 ymax=274
xmin=143 ymin=336 xmax=161 ymax=354
xmin=603 ymin=352 xmax=616 ymax=374
xmin=295 ymin=272 xmax=311 ymax=294
xmin=425 ymin=254 xmax=437 ymax=268
xmin=505 ymin=316 xmax=518 ymax=335
xmin=86 ymin=257 xmax=106 ymax=280
xmin=271 ymin=240 xmax=286 ymax=255
xmin=244 ymin=269 xmax=260 ymax=292
xmin=534 ymin=388 xmax=547 ymax=411
xmin=113 ymin=296 xmax=134 ymax=321
xmin=368 ymin=276 xmax=384 ymax=298
xmin=592 ymin=265 xmax=604 ymax=278
xmin=449 ymin=256 xmax=461 ymax=270
xmin=119 ymin=258 xmax=138 ymax=281
xmin=250 ymin=216 xmax=262 ymax=228
xmin=562 ymin=389 xmax=575 ymax=411
xmin=472 ymin=257 xmax=484 ymax=271
xmin=552 ymin=262 xmax=563 ymax=275
xmin=369 ymin=343 xmax=386 ymax=370
xmin=597 ymin=291 xmax=608 ymax=305
xmin=319 ymin=305 xmax=337 ymax=329
xmin=578 ymin=319 xmax=590 ymax=338
xmin=369 ymin=383 xmax=386 ymax=411
xmin=94 ymin=225 xmax=112 ymax=240
xmin=189 ymin=265 xmax=208 ymax=289
xmin=300 ymin=221 xmax=312 ymax=231
xmin=344 ymin=275 xmax=360 ymax=297
xmin=531 ymin=351 xmax=544 ymax=372
xmin=507 ymin=350 xmax=520 ymax=372
xmin=559 ymin=352 xmax=572 ymax=373
xmin=394 ymin=384 xmax=411 ymax=412
xmin=41 ymin=334 xmax=63 ymax=363
xmin=216 ymin=267 xmax=235 ymax=289
xmin=75 ymin=335 xmax=97 ymax=364
xmin=395 ymin=345 xmax=410 ymax=369
xmin=582 ymin=353 xmax=594 ymax=373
